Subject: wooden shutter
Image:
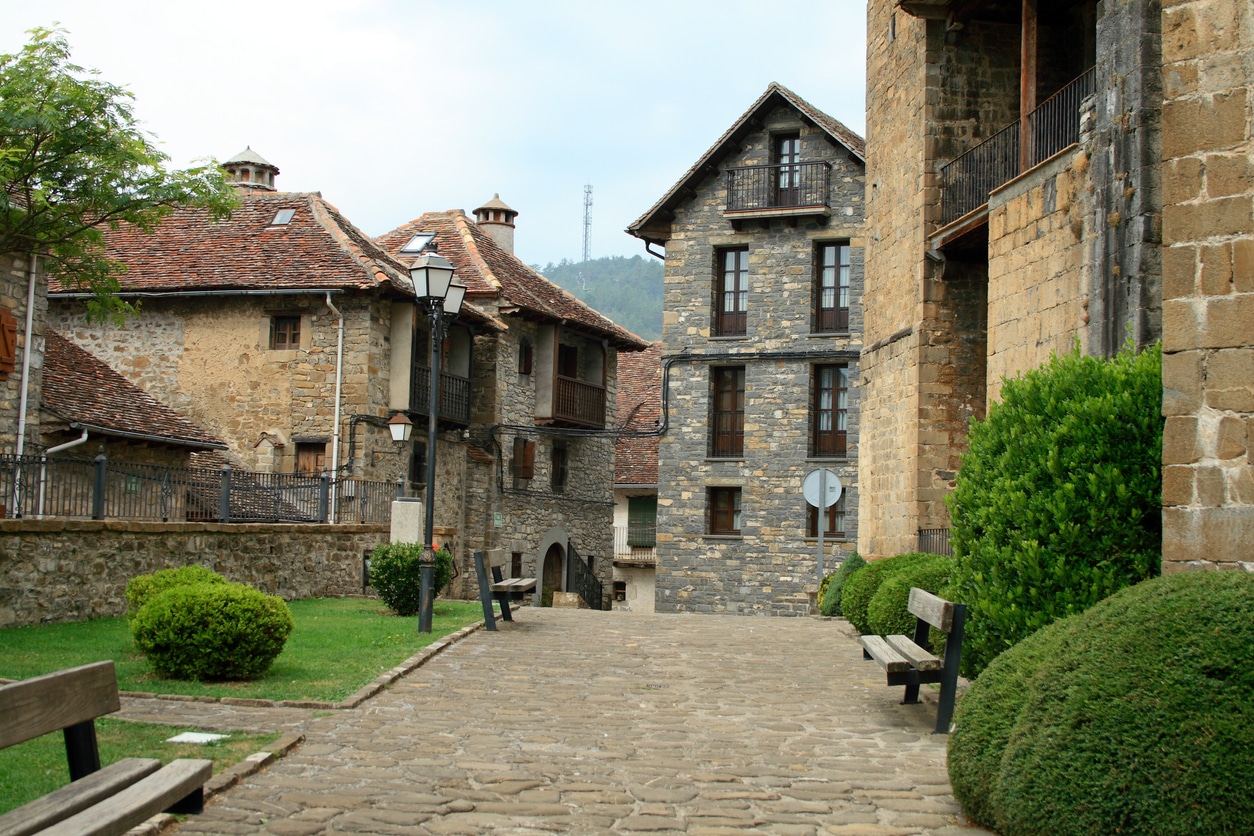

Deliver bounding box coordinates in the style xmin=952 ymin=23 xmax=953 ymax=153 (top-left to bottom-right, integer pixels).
xmin=512 ymin=438 xmax=535 ymax=479
xmin=0 ymin=308 xmax=17 ymax=375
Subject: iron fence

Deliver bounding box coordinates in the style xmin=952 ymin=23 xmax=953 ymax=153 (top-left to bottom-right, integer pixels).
xmin=566 ymin=539 xmax=605 ymax=610
xmin=411 ymin=367 xmax=472 ymax=425
xmin=554 ymin=375 xmax=606 ymax=428
xmin=725 ymin=161 xmax=831 ymax=212
xmin=1024 ymin=67 xmax=1096 ymax=171
xmin=0 ymin=454 xmax=394 ymax=525
xmin=918 ymin=528 xmax=953 ymax=557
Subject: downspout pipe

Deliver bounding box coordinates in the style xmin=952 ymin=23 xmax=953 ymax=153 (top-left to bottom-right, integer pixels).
xmin=325 ymin=293 xmax=345 ymax=521
xmin=15 ymin=254 xmax=38 ymax=458
xmin=38 ymin=428 xmax=89 ymax=517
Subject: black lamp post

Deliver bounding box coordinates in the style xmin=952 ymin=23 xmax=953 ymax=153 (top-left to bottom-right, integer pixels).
xmin=409 ymin=253 xmax=467 ymax=633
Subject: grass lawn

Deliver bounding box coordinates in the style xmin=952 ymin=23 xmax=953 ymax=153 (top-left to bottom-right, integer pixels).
xmin=0 ymin=718 xmax=282 ymax=816
xmin=0 ymin=597 xmax=486 ymax=703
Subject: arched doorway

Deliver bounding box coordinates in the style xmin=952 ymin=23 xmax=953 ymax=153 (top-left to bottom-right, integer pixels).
xmin=542 ymin=543 xmax=564 ymax=605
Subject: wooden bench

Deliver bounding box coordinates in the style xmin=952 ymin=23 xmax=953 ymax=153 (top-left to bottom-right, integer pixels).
xmin=859 ymin=587 xmax=966 ymax=735
xmin=0 ymin=660 xmax=212 ymax=836
xmin=473 ymin=549 xmax=537 ymax=630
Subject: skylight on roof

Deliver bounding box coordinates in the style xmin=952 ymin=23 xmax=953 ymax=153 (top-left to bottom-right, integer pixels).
xmin=271 ymin=209 xmax=296 ymax=226
xmin=399 ymin=233 xmax=435 ymax=254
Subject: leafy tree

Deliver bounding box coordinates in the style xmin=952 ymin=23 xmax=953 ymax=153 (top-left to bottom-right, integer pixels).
xmin=538 ymin=255 xmax=663 ymax=340
xmin=0 ymin=27 xmax=236 ymax=321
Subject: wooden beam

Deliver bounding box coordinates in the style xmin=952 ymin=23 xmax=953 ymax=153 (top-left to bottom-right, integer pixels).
xmin=1020 ymin=0 xmax=1038 ymax=171
xmin=0 ymin=662 xmax=118 ymax=750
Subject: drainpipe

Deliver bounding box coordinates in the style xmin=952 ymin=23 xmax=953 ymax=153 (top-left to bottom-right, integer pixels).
xmin=38 ymin=428 xmax=88 ymax=516
xmin=15 ymin=254 xmax=38 ymax=458
xmin=325 ymin=293 xmax=345 ymax=521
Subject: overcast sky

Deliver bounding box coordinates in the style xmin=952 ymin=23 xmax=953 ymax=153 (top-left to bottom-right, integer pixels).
xmin=2 ymin=1 xmax=867 ymax=268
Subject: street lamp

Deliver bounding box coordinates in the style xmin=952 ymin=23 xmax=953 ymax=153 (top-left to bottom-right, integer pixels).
xmin=409 ymin=253 xmax=467 ymax=633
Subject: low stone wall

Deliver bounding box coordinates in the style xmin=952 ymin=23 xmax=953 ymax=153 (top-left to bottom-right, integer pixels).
xmin=0 ymin=519 xmax=390 ymax=628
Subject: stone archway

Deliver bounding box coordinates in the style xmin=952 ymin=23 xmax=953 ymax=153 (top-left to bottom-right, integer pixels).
xmin=542 ymin=543 xmax=564 ymax=600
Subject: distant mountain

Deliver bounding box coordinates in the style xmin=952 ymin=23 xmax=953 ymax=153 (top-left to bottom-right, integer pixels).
xmin=535 ymin=255 xmax=663 ymax=341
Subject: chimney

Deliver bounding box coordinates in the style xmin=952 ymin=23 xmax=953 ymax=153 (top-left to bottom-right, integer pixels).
xmin=222 ymin=146 xmax=279 ymax=192
xmin=473 ymin=194 xmax=518 ymax=253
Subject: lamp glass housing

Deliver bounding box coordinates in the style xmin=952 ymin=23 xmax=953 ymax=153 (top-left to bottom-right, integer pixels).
xmin=410 ymin=254 xmax=455 ymax=302
xmin=443 ymin=282 xmax=468 ymax=316
xmin=388 ymin=412 xmax=414 ymax=443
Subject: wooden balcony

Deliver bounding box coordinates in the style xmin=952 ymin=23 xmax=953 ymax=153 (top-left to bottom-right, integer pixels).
xmin=553 ymin=374 xmax=606 ymax=428
xmin=411 ymin=366 xmax=471 ymax=426
xmin=724 ymin=161 xmax=831 ymax=223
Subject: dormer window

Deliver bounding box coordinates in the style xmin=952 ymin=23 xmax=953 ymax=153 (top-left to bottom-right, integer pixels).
xmin=400 ymin=233 xmax=435 ymax=255
xmin=271 ymin=209 xmax=295 ymax=226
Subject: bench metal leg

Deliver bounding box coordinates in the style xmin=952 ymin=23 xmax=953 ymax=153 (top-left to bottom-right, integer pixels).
xmin=491 ymin=566 xmax=514 ymax=622
xmin=63 ymin=720 xmax=101 ymax=781
xmin=473 ymin=551 xmax=497 ymax=632
xmin=167 ymin=786 xmax=205 ymax=815
xmin=933 ymin=605 xmax=967 ymax=734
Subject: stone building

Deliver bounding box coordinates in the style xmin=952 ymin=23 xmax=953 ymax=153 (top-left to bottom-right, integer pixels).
xmin=1160 ymin=0 xmax=1253 ymax=570
xmin=377 ymin=202 xmax=649 ymax=607
xmin=0 ymin=252 xmax=48 ymax=454
xmin=860 ymin=0 xmax=1166 ymax=558
xmin=612 ymin=341 xmax=662 ymax=612
xmin=628 ymin=83 xmax=866 ymax=615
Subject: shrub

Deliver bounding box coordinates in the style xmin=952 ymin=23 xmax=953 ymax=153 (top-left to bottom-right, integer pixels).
xmin=866 ymin=555 xmax=953 ymax=636
xmin=948 ymin=571 xmax=1254 ymax=836
xmin=368 ymin=542 xmax=454 ymax=617
xmin=125 ymin=565 xmax=227 ymax=621
xmin=840 ymin=552 xmax=939 ymax=634
xmin=947 ymin=344 xmax=1162 ymax=677
xmin=819 ymin=552 xmax=866 ymax=617
xmin=131 ymin=582 xmax=294 ymax=680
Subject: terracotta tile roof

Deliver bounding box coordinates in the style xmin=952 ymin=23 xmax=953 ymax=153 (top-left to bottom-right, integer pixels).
xmin=377 ymin=211 xmax=650 ymax=351
xmin=615 ymin=342 xmax=662 ymax=486
xmin=42 ymin=331 xmax=226 ymax=449
xmin=51 ymin=191 xmax=415 ymax=296
xmin=627 ymin=82 xmax=865 ymax=243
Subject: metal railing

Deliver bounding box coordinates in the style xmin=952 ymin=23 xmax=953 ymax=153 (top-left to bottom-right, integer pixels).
xmin=554 ymin=375 xmax=606 ymax=428
xmin=0 ymin=454 xmax=394 ymax=524
xmin=918 ymin=528 xmax=953 ymax=557
xmin=614 ymin=523 xmax=657 ymax=560
xmin=939 ymin=68 xmax=1095 ymax=226
xmin=725 ymin=161 xmax=831 ymax=212
xmin=566 ymin=539 xmax=605 ymax=610
xmin=411 ymin=367 xmax=472 ymax=425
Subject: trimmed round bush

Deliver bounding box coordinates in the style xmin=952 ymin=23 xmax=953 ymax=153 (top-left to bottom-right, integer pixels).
xmin=125 ymin=565 xmax=227 ymax=621
xmin=131 ymin=582 xmax=294 ymax=680
xmin=819 ymin=552 xmax=866 ymax=617
xmin=369 ymin=543 xmax=453 ymax=617
xmin=841 ymin=552 xmax=939 ymax=634
xmin=947 ymin=345 xmax=1162 ymax=677
xmin=948 ymin=570 xmax=1254 ymax=836
xmin=866 ymin=555 xmax=953 ymax=636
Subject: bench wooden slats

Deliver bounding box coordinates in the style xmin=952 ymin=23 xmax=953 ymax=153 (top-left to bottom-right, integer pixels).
xmin=489 ymin=577 xmax=537 ymax=593
xmin=39 ymin=759 xmax=213 ymax=836
xmin=0 ymin=758 xmax=162 ymax=836
xmin=859 ymin=635 xmax=914 ymax=674
xmin=908 ymin=587 xmax=955 ymax=632
xmin=885 ymin=635 xmax=942 ymax=671
xmin=0 ymin=661 xmax=118 ymax=750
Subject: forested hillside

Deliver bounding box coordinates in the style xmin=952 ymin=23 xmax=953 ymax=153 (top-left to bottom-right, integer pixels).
xmin=536 ymin=255 xmax=663 ymax=341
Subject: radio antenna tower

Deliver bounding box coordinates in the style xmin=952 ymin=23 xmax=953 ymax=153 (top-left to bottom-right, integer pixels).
xmin=582 ymin=184 xmax=593 ymax=264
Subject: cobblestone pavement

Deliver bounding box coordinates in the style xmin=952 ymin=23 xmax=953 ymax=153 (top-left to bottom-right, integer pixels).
xmin=168 ymin=608 xmax=992 ymax=835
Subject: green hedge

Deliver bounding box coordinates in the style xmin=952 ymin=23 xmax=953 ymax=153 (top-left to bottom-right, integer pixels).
xmin=866 ymin=556 xmax=953 ymax=637
xmin=948 ymin=570 xmax=1254 ymax=835
xmin=125 ymin=565 xmax=227 ymax=621
xmin=819 ymin=552 xmax=865 ymax=617
xmin=840 ymin=553 xmax=940 ymax=634
xmin=947 ymin=344 xmax=1162 ymax=677
xmin=369 ymin=543 xmax=454 ymax=617
xmin=131 ymin=582 xmax=293 ymax=680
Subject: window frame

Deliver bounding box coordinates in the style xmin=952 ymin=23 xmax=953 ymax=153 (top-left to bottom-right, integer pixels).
xmin=713 ymin=247 xmax=748 ymax=337
xmin=550 ymin=440 xmax=569 ymax=492
xmin=774 ymin=133 xmax=802 ymax=206
xmin=806 ymin=492 xmax=847 ymax=538
xmin=811 ymin=364 xmax=849 ymax=458
xmin=270 ymin=315 xmax=302 ymax=350
xmin=708 ymin=487 xmax=742 ymax=536
xmin=710 ymin=365 xmax=746 ymax=458
xmin=814 ymin=242 xmax=851 ymax=333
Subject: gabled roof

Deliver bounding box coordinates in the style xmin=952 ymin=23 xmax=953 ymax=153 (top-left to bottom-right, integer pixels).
xmin=615 ymin=342 xmax=662 ymax=486
xmin=627 ymin=82 xmax=866 ymax=244
xmin=377 ymin=211 xmax=650 ymax=351
xmin=50 ymin=191 xmax=416 ymax=297
xmin=42 ymin=331 xmax=226 ymax=450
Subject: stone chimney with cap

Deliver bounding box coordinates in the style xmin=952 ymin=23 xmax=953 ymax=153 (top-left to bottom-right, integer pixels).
xmin=223 ymin=147 xmax=279 ymax=192
xmin=473 ymin=194 xmax=518 ymax=253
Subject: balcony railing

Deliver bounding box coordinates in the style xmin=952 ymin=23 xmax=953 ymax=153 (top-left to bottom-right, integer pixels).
xmin=412 ymin=366 xmax=471 ymax=425
xmin=554 ymin=375 xmax=606 ymax=428
xmin=725 ymin=161 xmax=831 ymax=212
xmin=939 ymin=68 xmax=1096 ymax=226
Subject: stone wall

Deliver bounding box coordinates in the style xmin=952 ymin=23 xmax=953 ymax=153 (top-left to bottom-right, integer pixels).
xmin=0 ymin=252 xmax=46 ymax=452
xmin=1160 ymin=0 xmax=1254 ymax=570
xmin=0 ymin=519 xmax=389 ymax=627
xmin=656 ymin=101 xmax=864 ymax=615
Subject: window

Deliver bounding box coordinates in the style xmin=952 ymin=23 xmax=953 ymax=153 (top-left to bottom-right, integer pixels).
xmin=711 ymin=366 xmax=745 ymax=458
xmin=270 ymin=209 xmax=295 ymax=226
xmin=812 ymin=364 xmax=849 ymax=457
xmin=270 ymin=315 xmax=301 ymax=350
xmin=518 ymin=338 xmax=533 ymax=374
xmin=708 ymin=487 xmax=742 ymax=535
xmin=551 ymin=440 xmax=568 ymax=492
xmin=627 ymin=496 xmax=658 ymax=548
xmin=807 ymin=493 xmax=847 ymax=538
xmin=558 ymin=343 xmax=579 ymax=378
xmin=399 ymin=232 xmax=435 ymax=254
xmin=295 ymin=442 xmax=326 ymax=475
xmin=512 ymin=438 xmax=536 ymax=479
xmin=775 ymin=133 xmax=802 ymax=206
xmin=714 ymin=248 xmax=748 ymax=336
xmin=815 ymin=243 xmax=851 ymax=332
xmin=409 ymin=441 xmax=427 ymax=486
